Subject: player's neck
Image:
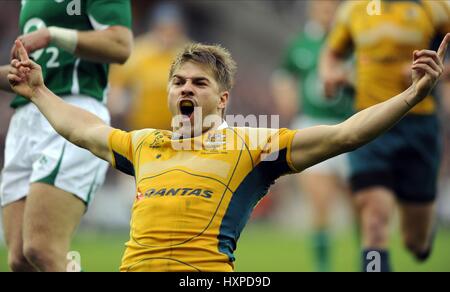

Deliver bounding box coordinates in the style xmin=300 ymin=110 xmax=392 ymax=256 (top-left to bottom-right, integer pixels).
xmin=172 ymin=120 xmax=227 ymax=140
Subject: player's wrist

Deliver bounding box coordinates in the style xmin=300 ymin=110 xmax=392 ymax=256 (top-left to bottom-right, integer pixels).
xmin=40 ymin=28 xmax=52 ymax=47
xmin=407 ymin=84 xmax=426 ymax=108
xmin=48 ymin=26 xmax=78 ymax=54
xmin=31 ymin=85 xmax=50 ymax=101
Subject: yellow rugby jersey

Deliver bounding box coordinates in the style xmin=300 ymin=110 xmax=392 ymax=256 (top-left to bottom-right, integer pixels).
xmin=110 ymin=36 xmax=186 ymax=130
xmin=108 ymin=125 xmax=298 ymax=271
xmin=328 ymin=0 xmax=450 ymax=114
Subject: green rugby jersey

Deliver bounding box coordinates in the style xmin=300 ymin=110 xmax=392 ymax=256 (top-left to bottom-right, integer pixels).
xmin=11 ymin=0 xmax=132 ymax=108
xmin=281 ymin=22 xmax=354 ymax=120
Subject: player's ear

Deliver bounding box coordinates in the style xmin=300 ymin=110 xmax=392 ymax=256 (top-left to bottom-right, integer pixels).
xmin=218 ymin=91 xmax=229 ymax=110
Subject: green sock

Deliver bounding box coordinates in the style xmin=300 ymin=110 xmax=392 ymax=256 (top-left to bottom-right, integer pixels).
xmin=313 ymin=229 xmax=330 ymax=272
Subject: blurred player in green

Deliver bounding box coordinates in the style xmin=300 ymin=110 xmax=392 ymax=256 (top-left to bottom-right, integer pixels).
xmin=321 ymin=0 xmax=450 ymax=271
xmin=273 ymin=0 xmax=354 ymax=271
xmin=0 ymin=0 xmax=132 ymax=271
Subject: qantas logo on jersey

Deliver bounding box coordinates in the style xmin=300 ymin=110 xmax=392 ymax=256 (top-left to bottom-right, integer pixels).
xmin=136 ymin=188 xmax=214 ymax=200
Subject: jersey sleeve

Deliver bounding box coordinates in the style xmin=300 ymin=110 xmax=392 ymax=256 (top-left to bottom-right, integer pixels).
xmin=108 ymin=128 xmax=135 ymax=176
xmin=86 ymin=0 xmax=132 ymax=30
xmin=326 ymin=1 xmax=355 ymax=55
xmin=259 ymin=128 xmax=298 ymax=177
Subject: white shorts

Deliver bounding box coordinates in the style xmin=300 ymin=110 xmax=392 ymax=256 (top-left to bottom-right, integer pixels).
xmin=292 ymin=116 xmax=349 ymax=180
xmin=0 ymin=95 xmax=110 ymax=207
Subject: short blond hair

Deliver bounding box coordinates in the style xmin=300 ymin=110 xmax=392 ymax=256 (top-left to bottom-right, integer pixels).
xmin=169 ymin=43 xmax=237 ymax=92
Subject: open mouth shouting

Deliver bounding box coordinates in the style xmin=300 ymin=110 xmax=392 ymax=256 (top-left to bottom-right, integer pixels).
xmin=178 ymin=99 xmax=196 ymax=119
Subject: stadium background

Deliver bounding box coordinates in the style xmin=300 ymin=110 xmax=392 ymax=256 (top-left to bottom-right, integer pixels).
xmin=0 ymin=0 xmax=449 ymax=271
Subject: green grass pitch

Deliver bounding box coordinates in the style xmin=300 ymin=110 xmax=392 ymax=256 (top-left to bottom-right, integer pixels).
xmin=1 ymin=222 xmax=450 ymax=271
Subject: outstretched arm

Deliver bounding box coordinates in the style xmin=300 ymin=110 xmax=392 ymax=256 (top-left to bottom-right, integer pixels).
xmin=73 ymin=26 xmax=133 ymax=64
xmin=12 ymin=0 xmax=132 ymax=64
xmin=8 ymin=40 xmax=114 ymax=163
xmin=12 ymin=26 xmax=132 ymax=65
xmin=291 ymin=33 xmax=450 ymax=172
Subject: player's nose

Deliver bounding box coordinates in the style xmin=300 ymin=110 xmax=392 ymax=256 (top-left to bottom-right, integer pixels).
xmin=181 ymin=82 xmax=195 ymax=96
